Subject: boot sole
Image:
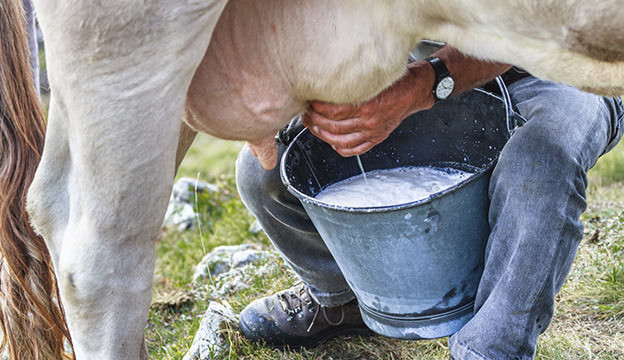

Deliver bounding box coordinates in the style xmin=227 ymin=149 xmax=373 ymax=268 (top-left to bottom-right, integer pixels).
xmin=239 ymin=318 xmax=374 ymax=349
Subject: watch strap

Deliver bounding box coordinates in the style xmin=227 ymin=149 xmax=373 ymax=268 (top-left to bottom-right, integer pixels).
xmin=425 ymin=56 xmax=452 ymax=102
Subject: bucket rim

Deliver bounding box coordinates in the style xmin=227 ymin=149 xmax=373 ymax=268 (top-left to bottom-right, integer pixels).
xmin=279 ymin=88 xmax=505 ymax=214
xmin=280 ymin=147 xmax=495 ymax=214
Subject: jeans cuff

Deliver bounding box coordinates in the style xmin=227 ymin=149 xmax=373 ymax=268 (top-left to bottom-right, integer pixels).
xmin=306 ymin=283 xmax=356 ymax=307
xmin=449 ymin=335 xmax=490 ymax=360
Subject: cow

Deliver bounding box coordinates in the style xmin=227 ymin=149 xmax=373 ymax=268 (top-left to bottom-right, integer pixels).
xmin=0 ymin=0 xmax=623 ymax=358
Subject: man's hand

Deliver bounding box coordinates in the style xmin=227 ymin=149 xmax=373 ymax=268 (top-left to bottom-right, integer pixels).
xmin=302 ymin=61 xmax=436 ymax=157
xmin=302 ymin=46 xmax=511 ymax=157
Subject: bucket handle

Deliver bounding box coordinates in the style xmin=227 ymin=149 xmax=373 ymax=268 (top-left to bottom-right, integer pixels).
xmin=495 ymin=76 xmax=527 ymax=136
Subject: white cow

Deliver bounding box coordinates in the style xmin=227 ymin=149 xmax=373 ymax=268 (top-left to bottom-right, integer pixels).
xmin=0 ymin=0 xmax=623 ymax=358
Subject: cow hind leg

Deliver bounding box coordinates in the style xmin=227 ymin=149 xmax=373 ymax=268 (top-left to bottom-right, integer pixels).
xmin=27 ymin=1 xmax=227 ymax=358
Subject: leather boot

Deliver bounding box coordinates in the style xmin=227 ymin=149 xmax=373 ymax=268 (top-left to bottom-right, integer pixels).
xmin=239 ymin=284 xmax=372 ymax=347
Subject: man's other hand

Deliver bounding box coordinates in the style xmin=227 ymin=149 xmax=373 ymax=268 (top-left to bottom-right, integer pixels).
xmin=248 ymin=136 xmax=278 ymax=170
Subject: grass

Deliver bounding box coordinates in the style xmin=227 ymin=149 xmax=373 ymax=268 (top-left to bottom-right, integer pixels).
xmin=176 ymin=135 xmax=244 ymax=182
xmin=145 ymin=133 xmax=624 ymax=359
xmin=589 ymin=142 xmax=624 ymax=185
xmin=536 ymin=183 xmax=624 ymax=359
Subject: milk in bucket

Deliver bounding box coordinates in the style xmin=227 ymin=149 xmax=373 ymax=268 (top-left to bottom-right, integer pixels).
xmin=315 ymin=166 xmax=472 ymax=207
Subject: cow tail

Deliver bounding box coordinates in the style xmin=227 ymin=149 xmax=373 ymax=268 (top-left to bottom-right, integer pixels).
xmin=0 ymin=0 xmax=73 ymax=359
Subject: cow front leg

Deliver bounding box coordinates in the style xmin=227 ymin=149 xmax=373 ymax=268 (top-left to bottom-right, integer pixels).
xmin=27 ymin=84 xmax=179 ymax=360
xmin=27 ymin=1 xmax=227 ymax=358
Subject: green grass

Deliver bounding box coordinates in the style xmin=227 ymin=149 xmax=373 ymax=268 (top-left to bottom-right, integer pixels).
xmin=146 ymin=135 xmax=624 ymax=359
xmin=148 ymin=174 xmax=271 ymax=358
xmin=176 ymin=134 xmax=244 ymax=181
xmin=154 ymin=176 xmax=266 ymax=288
xmin=589 ymin=141 xmax=624 ymax=185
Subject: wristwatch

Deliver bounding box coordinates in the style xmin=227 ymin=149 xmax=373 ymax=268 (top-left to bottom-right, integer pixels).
xmin=425 ymin=56 xmax=455 ymax=102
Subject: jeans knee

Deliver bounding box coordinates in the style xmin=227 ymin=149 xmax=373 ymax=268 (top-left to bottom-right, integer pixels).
xmin=489 ymin=122 xmax=589 ymax=226
xmin=493 ymin=110 xmax=597 ymax=192
xmin=235 ymin=145 xmax=261 ymax=197
xmin=509 ymin=83 xmax=612 ymax=172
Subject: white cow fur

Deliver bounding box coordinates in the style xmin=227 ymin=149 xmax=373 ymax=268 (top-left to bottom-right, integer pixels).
xmin=25 ymin=0 xmax=623 ymax=358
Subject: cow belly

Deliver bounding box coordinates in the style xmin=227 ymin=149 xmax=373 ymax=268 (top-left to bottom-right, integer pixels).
xmin=184 ymin=55 xmax=302 ymax=142
xmin=184 ymin=0 xmax=414 ymax=142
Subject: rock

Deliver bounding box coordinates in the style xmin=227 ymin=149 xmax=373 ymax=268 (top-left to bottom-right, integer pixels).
xmin=248 ymin=220 xmax=263 ymax=234
xmin=182 ymin=302 xmax=238 ymax=360
xmin=163 ymin=177 xmax=218 ymax=231
xmin=173 ymin=177 xmax=218 ymax=203
xmin=164 ymin=201 xmax=196 ymax=231
xmin=193 ymin=245 xmax=270 ymax=283
xmin=183 ymin=249 xmax=283 ymax=359
xmin=231 ymin=249 xmax=268 ymax=268
xmin=212 ymin=263 xmax=273 ymax=297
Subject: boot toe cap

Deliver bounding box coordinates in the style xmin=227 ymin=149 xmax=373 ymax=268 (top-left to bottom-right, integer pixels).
xmin=239 ymin=306 xmax=286 ymax=344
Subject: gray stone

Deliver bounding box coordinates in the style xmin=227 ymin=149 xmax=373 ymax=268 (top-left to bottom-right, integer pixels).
xmin=231 ymin=249 xmax=268 ymax=268
xmin=163 ymin=177 xmax=218 ymax=231
xmin=248 ymin=220 xmax=264 ymax=234
xmin=164 ymin=201 xmax=196 ymax=231
xmin=173 ymin=177 xmax=218 ymax=203
xmin=193 ymin=245 xmax=270 ymax=283
xmin=212 ymin=263 xmax=274 ymax=297
xmin=182 ymin=302 xmax=238 ymax=360
xmin=183 ymin=251 xmax=283 ymax=358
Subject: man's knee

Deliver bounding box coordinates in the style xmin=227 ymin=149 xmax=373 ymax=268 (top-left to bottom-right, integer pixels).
xmin=488 ymin=116 xmax=592 ymax=220
xmin=508 ymin=79 xmax=614 ymax=171
xmin=494 ymin=121 xmax=583 ymax=186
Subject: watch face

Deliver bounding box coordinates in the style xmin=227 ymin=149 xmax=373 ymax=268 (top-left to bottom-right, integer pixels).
xmin=436 ymin=76 xmax=455 ymax=99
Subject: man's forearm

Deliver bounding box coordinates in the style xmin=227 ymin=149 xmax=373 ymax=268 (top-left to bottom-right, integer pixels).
xmin=434 ymin=46 xmax=512 ymax=94
xmin=402 ymin=46 xmax=512 ymax=116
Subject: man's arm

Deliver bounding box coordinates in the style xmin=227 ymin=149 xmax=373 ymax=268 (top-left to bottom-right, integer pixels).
xmin=303 ymin=46 xmax=511 ymax=156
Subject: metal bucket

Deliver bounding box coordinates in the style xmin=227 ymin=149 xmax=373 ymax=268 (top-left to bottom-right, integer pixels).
xmin=280 ymin=85 xmax=518 ymax=339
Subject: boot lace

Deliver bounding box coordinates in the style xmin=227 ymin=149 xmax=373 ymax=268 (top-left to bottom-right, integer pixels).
xmin=276 ymin=284 xmax=345 ymax=332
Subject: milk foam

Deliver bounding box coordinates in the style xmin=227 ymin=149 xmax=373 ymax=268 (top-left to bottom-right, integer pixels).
xmin=315 ymin=166 xmax=472 ymax=207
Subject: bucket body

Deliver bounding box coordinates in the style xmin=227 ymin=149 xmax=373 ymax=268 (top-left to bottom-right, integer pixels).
xmin=280 ymin=89 xmax=509 ymax=339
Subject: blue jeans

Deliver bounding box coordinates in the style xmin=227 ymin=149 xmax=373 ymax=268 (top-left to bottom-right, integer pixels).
xmin=235 ymin=77 xmax=624 ymax=359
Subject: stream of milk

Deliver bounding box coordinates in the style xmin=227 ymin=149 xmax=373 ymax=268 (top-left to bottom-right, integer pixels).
xmin=315 ymin=166 xmax=472 ymax=207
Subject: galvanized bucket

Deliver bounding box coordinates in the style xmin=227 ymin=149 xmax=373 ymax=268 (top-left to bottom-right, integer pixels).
xmin=280 ymin=83 xmax=520 ymax=339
